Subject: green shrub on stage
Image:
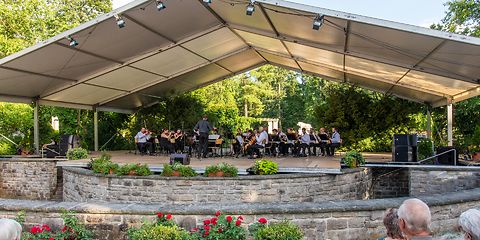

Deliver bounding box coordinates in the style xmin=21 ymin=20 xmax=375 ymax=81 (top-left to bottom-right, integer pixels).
xmin=252 ymin=159 xmax=278 ymax=175
xmin=67 ymin=147 xmax=88 ymax=160
xmin=341 ymin=151 xmax=365 ymax=168
xmin=161 ymin=163 xmax=197 ymax=177
xmin=90 ymin=152 xmax=119 ymax=175
xmin=204 ymin=163 xmax=238 ymax=177
xmin=117 ymin=163 xmax=152 ymax=176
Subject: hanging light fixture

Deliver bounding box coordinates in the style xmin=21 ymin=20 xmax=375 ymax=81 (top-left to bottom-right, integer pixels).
xmin=313 ymin=14 xmax=324 ymax=30
xmin=115 ymin=15 xmax=125 ymax=28
xmin=66 ymin=36 xmax=78 ymax=47
xmin=246 ymin=2 xmax=255 ymax=16
xmin=156 ymin=0 xmax=166 ymax=11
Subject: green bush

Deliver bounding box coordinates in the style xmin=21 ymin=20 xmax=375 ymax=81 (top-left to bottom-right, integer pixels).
xmin=0 ymin=141 xmax=15 ymax=155
xmin=204 ymin=163 xmax=238 ymax=177
xmin=67 ymin=147 xmax=88 ymax=160
xmin=252 ymin=159 xmax=278 ymax=175
xmin=341 ymin=151 xmax=365 ymax=168
xmin=252 ymin=221 xmax=303 ymax=240
xmin=117 ymin=163 xmax=152 ymax=176
xmin=127 ymin=222 xmax=190 ymax=240
xmin=90 ymin=152 xmax=120 ymax=175
xmin=417 ymin=139 xmax=434 ymax=160
xmin=161 ymin=163 xmax=196 ymax=177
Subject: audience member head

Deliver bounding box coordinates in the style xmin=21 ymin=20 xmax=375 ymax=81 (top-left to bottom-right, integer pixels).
xmin=458 ymin=209 xmax=480 ymax=240
xmin=141 ymin=127 xmax=146 ymax=133
xmin=332 ymin=127 xmax=337 ymax=133
xmin=397 ymin=198 xmax=431 ymax=237
xmin=319 ymin=127 xmax=326 ymax=133
xmin=383 ymin=208 xmax=404 ymax=240
xmin=0 ymin=218 xmax=22 ymax=240
xmin=273 ymin=129 xmax=278 ymax=134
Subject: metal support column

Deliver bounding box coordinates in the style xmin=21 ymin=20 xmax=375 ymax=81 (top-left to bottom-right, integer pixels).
xmin=426 ymin=108 xmax=432 ymax=139
xmin=94 ymin=108 xmax=98 ymax=152
xmin=34 ymin=99 xmax=40 ymax=154
xmin=447 ymin=103 xmax=453 ymax=147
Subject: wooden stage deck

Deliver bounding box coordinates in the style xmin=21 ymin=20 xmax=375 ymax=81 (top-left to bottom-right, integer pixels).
xmin=57 ymin=151 xmax=393 ymax=173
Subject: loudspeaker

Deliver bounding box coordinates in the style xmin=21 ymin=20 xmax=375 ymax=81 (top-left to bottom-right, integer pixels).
xmin=409 ymin=134 xmax=418 ymax=147
xmin=394 ymin=134 xmax=409 ymax=146
xmin=169 ymin=153 xmax=190 ymax=165
xmin=436 ymin=147 xmax=458 ymax=165
xmin=394 ymin=146 xmax=410 ymax=162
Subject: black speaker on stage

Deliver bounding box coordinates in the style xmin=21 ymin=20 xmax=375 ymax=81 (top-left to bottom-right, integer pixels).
xmin=170 ymin=153 xmax=190 ymax=165
xmin=394 ymin=146 xmax=410 ymax=162
xmin=436 ymin=147 xmax=458 ymax=165
xmin=393 ymin=134 xmax=418 ymax=162
xmin=394 ymin=134 xmax=409 ymax=146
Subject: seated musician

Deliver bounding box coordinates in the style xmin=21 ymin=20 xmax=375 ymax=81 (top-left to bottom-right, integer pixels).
xmin=160 ymin=129 xmax=174 ymax=154
xmin=174 ymin=129 xmax=184 ymax=153
xmin=286 ymin=128 xmax=299 ymax=156
xmin=278 ymin=129 xmax=288 ymax=156
xmin=299 ymin=128 xmax=311 ymax=157
xmin=269 ymin=129 xmax=280 ymax=156
xmin=135 ymin=128 xmax=152 ymax=155
xmin=309 ymin=128 xmax=321 ymax=156
xmin=317 ymin=128 xmax=329 ymax=156
xmin=248 ymin=126 xmax=268 ymax=159
xmin=233 ymin=130 xmax=244 ymax=157
xmin=327 ymin=127 xmax=341 ymax=156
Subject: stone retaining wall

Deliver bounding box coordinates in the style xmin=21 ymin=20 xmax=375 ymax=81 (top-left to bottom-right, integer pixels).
xmin=410 ymin=168 xmax=480 ymax=196
xmin=0 ymin=159 xmax=58 ymax=200
xmin=370 ymin=167 xmax=409 ymax=199
xmin=1 ymin=188 xmax=479 ymax=240
xmin=63 ymin=167 xmax=372 ymax=204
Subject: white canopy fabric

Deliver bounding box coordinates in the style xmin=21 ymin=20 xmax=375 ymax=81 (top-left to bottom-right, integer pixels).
xmin=1 ymin=0 xmax=480 ymax=113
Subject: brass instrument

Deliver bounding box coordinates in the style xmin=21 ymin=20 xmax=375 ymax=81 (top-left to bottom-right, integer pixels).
xmin=244 ymin=134 xmax=256 ymax=151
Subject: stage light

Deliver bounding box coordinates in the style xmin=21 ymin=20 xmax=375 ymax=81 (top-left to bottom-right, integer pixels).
xmin=203 ymin=0 xmax=212 ymax=5
xmin=115 ymin=15 xmax=125 ymax=28
xmin=156 ymin=0 xmax=166 ymax=11
xmin=313 ymin=14 xmax=324 ymax=30
xmin=66 ymin=36 xmax=78 ymax=47
xmin=246 ymin=2 xmax=255 ymax=16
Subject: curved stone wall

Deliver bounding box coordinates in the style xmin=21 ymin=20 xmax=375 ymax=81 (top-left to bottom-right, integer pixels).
xmin=63 ymin=167 xmax=372 ymax=204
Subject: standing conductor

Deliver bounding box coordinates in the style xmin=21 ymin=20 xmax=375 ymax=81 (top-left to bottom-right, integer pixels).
xmin=194 ymin=115 xmax=212 ymax=158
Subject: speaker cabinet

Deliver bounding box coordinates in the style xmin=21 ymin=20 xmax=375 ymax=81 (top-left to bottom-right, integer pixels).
xmin=169 ymin=153 xmax=190 ymax=165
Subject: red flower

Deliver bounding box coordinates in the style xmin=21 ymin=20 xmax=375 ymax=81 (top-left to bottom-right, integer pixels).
xmin=217 ymin=228 xmax=223 ymax=233
xmin=157 ymin=212 xmax=163 ymax=218
xmin=30 ymin=226 xmax=43 ymax=234
xmin=49 ymin=238 xmax=54 ymax=240
xmin=204 ymin=225 xmax=211 ymax=231
xmin=211 ymin=217 xmax=218 ymax=225
xmin=166 ymin=214 xmax=172 ymax=220
xmin=62 ymin=226 xmax=68 ymax=232
xmin=191 ymin=227 xmax=198 ymax=232
xmin=226 ymin=216 xmax=233 ymax=223
xmin=215 ymin=210 xmax=221 ymax=217
xmin=258 ymin=217 xmax=268 ymax=224
xmin=238 ymin=215 xmax=244 ymax=221
xmin=235 ymin=220 xmax=242 ymax=226
xmin=204 ymin=231 xmax=210 ymax=236
xmin=42 ymin=224 xmax=51 ymax=231
xmin=203 ymin=219 xmax=211 ymax=225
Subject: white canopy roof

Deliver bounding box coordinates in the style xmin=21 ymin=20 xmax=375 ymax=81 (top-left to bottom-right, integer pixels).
xmin=1 ymin=0 xmax=480 ymax=113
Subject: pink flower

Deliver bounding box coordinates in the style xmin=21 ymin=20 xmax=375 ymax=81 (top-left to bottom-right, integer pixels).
xmin=226 ymin=216 xmax=233 ymax=223
xmin=203 ymin=219 xmax=211 ymax=225
xmin=258 ymin=217 xmax=268 ymax=224
xmin=235 ymin=220 xmax=242 ymax=226
xmin=166 ymin=214 xmax=172 ymax=220
xmin=215 ymin=210 xmax=221 ymax=217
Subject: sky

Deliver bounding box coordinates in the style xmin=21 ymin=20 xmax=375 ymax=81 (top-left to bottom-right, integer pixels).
xmin=112 ymin=0 xmax=449 ymax=27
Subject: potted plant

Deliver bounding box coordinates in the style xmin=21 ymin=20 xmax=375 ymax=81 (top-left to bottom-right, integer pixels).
xmin=249 ymin=219 xmax=303 ymax=240
xmin=249 ymin=159 xmax=278 ymax=175
xmin=117 ymin=163 xmax=152 ymax=176
xmin=66 ymin=147 xmax=88 ymax=160
xmin=205 ymin=163 xmax=238 ymax=177
xmin=89 ymin=153 xmax=120 ymax=175
xmin=161 ymin=163 xmax=196 ymax=177
xmin=341 ymin=151 xmax=365 ymax=168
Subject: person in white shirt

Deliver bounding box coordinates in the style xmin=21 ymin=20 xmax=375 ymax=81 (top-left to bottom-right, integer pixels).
xmin=0 ymin=218 xmax=22 ymax=240
xmin=299 ymin=128 xmax=311 ymax=157
xmin=134 ymin=128 xmax=152 ymax=155
xmin=248 ymin=126 xmax=268 ymax=159
xmin=327 ymin=127 xmax=341 ymax=156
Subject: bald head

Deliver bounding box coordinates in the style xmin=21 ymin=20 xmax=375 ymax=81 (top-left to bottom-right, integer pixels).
xmin=398 ymin=198 xmax=431 ymax=235
xmin=459 ymin=209 xmax=480 ymax=240
xmin=0 ymin=218 xmax=22 ymax=240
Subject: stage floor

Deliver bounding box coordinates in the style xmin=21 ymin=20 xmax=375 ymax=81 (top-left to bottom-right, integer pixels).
xmin=57 ymin=151 xmax=393 ymax=172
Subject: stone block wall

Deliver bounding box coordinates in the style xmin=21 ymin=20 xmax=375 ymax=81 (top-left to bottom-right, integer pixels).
xmin=410 ymin=168 xmax=480 ymax=196
xmin=1 ymin=188 xmax=480 ymax=240
xmin=63 ymin=167 xmax=372 ymax=204
xmin=0 ymin=159 xmax=58 ymax=200
xmin=370 ymin=167 xmax=409 ymax=199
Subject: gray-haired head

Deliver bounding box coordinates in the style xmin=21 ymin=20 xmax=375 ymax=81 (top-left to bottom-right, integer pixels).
xmin=0 ymin=218 xmax=22 ymax=240
xmin=459 ymin=209 xmax=480 ymax=240
xmin=397 ymin=198 xmax=431 ymax=234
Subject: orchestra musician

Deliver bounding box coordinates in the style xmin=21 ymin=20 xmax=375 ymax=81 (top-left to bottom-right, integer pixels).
xmin=269 ymin=129 xmax=280 ymax=156
xmin=299 ymin=128 xmax=311 ymax=157
xmin=194 ymin=115 xmax=213 ymax=158
xmin=174 ymin=129 xmax=184 ymax=153
xmin=286 ymin=128 xmax=300 ymax=156
xmin=160 ymin=129 xmax=174 ymax=154
xmin=327 ymin=127 xmax=341 ymax=156
xmin=244 ymin=130 xmax=256 ymax=153
xmin=134 ymin=128 xmax=153 ymax=155
xmin=318 ymin=128 xmax=330 ymax=156
xmin=233 ymin=129 xmax=244 ymax=158
xmin=248 ymin=126 xmax=268 ymax=159
xmin=278 ymin=129 xmax=288 ymax=156
xmin=309 ymin=128 xmax=321 ymax=156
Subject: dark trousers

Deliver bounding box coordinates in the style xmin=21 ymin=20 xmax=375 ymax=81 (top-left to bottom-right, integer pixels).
xmin=199 ymin=132 xmax=209 ymax=157
xmin=309 ymin=143 xmax=319 ymax=156
xmin=279 ymin=142 xmax=288 ymax=155
xmin=233 ymin=142 xmax=242 ymax=156
xmin=300 ymin=143 xmax=311 ymax=156
xmin=327 ymin=143 xmax=341 ymax=156
xmin=137 ymin=142 xmax=152 ymax=154
xmin=248 ymin=144 xmax=264 ymax=157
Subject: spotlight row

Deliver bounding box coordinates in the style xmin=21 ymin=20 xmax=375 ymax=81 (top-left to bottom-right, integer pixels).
xmin=65 ymin=0 xmax=325 ymax=47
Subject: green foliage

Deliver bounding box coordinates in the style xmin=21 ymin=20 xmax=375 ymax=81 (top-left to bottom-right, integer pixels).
xmin=431 ymin=0 xmax=480 ymax=37
xmin=161 ymin=163 xmax=197 ymax=177
xmin=0 ymin=141 xmax=15 ymax=155
xmin=417 ymin=139 xmax=434 ymax=160
xmin=117 ymin=163 xmax=152 ymax=176
xmin=252 ymin=159 xmax=278 ymax=175
xmin=341 ymin=151 xmax=365 ymax=168
xmin=204 ymin=163 xmax=238 ymax=177
xmin=250 ymin=220 xmax=303 ymax=240
xmin=90 ymin=152 xmax=120 ymax=175
xmin=128 ymin=222 xmax=190 ymax=240
xmin=15 ymin=210 xmax=26 ymax=224
xmin=66 ymin=147 xmax=88 ymax=160
xmin=190 ymin=213 xmax=247 ymax=240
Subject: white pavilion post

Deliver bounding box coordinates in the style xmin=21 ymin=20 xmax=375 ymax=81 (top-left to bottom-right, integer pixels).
xmin=94 ymin=108 xmax=99 ymax=152
xmin=33 ymin=99 xmax=40 ymax=154
xmin=447 ymin=103 xmax=453 ymax=147
xmin=426 ymin=107 xmax=432 ymax=139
